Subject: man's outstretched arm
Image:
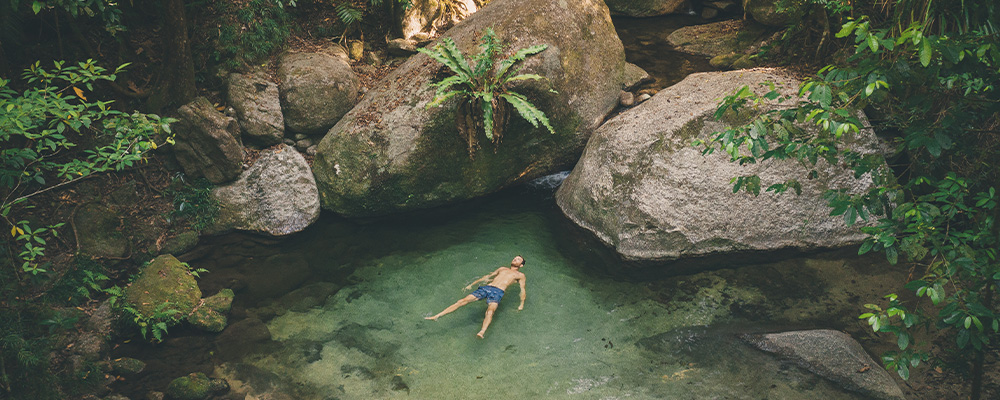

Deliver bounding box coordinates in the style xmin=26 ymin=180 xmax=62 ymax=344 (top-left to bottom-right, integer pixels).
xmin=464 ymin=268 xmax=502 ymax=290
xmin=518 ymin=276 xmax=526 ymax=311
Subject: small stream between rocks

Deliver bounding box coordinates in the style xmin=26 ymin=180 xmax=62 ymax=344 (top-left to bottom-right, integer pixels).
xmin=112 ymin=16 xmax=908 ymax=400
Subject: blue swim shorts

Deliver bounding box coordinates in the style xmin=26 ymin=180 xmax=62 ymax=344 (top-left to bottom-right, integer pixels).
xmin=471 ymin=285 xmax=505 ymax=304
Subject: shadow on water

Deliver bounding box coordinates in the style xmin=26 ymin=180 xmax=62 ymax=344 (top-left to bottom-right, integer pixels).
xmin=612 ymin=15 xmax=719 ymax=90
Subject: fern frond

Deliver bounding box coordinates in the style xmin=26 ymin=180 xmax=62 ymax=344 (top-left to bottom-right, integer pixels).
xmin=496 ymin=44 xmax=547 ymax=81
xmin=473 ymin=28 xmax=502 ymax=79
xmin=481 ymin=93 xmax=495 ymax=140
xmin=418 ymin=38 xmax=473 ymax=79
xmin=501 ymin=92 xmax=555 ymax=134
xmin=430 ymin=75 xmax=472 ymax=95
xmin=503 ymin=73 xmax=545 ymax=84
xmin=335 ymin=4 xmax=363 ymax=26
xmin=427 ymin=89 xmax=469 ymax=108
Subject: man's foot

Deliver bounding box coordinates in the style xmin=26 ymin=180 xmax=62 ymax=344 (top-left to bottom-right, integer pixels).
xmin=476 ymin=331 xmax=486 ymax=339
xmin=424 ymin=315 xmax=439 ymax=321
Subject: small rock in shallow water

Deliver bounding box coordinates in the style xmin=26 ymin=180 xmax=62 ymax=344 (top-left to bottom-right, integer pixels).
xmin=619 ymin=91 xmax=635 ymax=107
xmin=637 ymin=93 xmax=652 ymax=102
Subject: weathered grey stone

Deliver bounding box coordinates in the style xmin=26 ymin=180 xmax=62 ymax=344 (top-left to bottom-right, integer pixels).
xmin=744 ymin=330 xmax=905 ymax=400
xmin=212 ymin=145 xmax=320 ymax=236
xmin=667 ymin=19 xmax=775 ymax=59
xmin=125 ymin=255 xmax=202 ymax=317
xmin=619 ymin=91 xmax=635 ymax=107
xmin=605 ymin=0 xmax=689 ymax=17
xmin=227 ymin=71 xmax=284 ymax=147
xmin=742 ymin=0 xmax=806 ymax=26
xmin=215 ymin=318 xmax=272 ymax=360
xmin=173 ymin=97 xmax=243 ymax=184
xmin=556 ymin=69 xmax=880 ymax=262
xmin=278 ymin=48 xmax=359 ymax=135
xmin=75 ymin=203 xmax=127 ymax=258
xmin=110 ymin=357 xmax=146 ymax=376
xmin=400 ymin=0 xmax=480 ymax=40
xmin=387 ymin=38 xmax=418 ymax=56
xmin=314 ymin=0 xmax=641 ymax=217
xmin=701 ymin=7 xmax=719 ymax=18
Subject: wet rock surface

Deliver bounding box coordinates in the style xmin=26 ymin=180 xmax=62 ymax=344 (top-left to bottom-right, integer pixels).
xmin=313 ymin=0 xmax=643 ymax=217
xmin=744 ymin=330 xmax=906 ymax=400
xmin=556 ymin=69 xmax=881 ymax=262
xmin=173 ymin=97 xmax=243 ymax=184
xmin=211 ymin=145 xmax=320 ymax=236
xmin=605 ymin=0 xmax=689 ymax=17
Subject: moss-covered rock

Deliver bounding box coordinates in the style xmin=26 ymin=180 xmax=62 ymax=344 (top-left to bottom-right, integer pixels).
xmin=159 ymin=231 xmax=200 ymax=256
xmin=110 ymin=357 xmax=146 ymax=376
xmin=203 ymin=289 xmax=235 ymax=313
xmin=75 ymin=203 xmax=128 ymax=258
xmin=314 ymin=0 xmax=642 ymax=217
xmin=742 ymin=0 xmax=806 ymax=27
xmin=187 ymin=307 xmax=228 ymax=332
xmin=125 ymin=255 xmax=202 ymax=317
xmin=667 ymin=19 xmax=775 ymax=60
xmin=165 ymin=373 xmax=212 ymax=400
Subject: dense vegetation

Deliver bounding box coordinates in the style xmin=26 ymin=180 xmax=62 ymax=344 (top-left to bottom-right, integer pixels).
xmin=701 ymin=0 xmax=999 ymax=397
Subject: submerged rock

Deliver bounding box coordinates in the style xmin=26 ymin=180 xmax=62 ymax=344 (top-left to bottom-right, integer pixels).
xmin=556 ymin=69 xmax=880 ymax=262
xmin=667 ymin=19 xmax=776 ymax=66
xmin=313 ymin=0 xmax=644 ymax=217
xmin=173 ymin=97 xmax=243 ymax=184
xmin=742 ymin=0 xmax=806 ymax=26
xmin=604 ymin=0 xmax=689 ymax=17
xmin=125 ymin=255 xmax=202 ymax=317
xmin=212 ymin=145 xmax=320 ymax=236
xmin=744 ymin=330 xmax=905 ymax=400
xmin=75 ymin=203 xmax=128 ymax=258
xmin=164 ymin=373 xmax=226 ymax=400
xmin=227 ymin=71 xmax=284 ymax=147
xmin=110 ymin=357 xmax=146 ymax=376
xmin=278 ymin=46 xmax=360 ymax=135
xmin=187 ymin=289 xmax=234 ymax=332
xmin=215 ymin=318 xmax=272 ymax=360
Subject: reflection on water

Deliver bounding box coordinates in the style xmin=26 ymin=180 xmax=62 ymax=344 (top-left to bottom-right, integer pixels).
xmin=613 ymin=15 xmax=718 ymax=90
xmin=112 ymin=182 xmax=904 ymax=399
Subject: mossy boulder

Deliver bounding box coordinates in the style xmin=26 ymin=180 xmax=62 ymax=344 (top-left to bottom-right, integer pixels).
xmin=742 ymin=0 xmax=806 ymax=27
xmin=313 ymin=0 xmax=643 ymax=217
xmin=110 ymin=357 xmax=146 ymax=376
xmin=203 ymin=289 xmax=235 ymax=313
xmin=125 ymin=255 xmax=202 ymax=317
xmin=556 ymin=69 xmax=883 ymax=262
xmin=165 ymin=373 xmax=213 ymax=400
xmin=74 ymin=203 xmax=128 ymax=258
xmin=159 ymin=231 xmax=199 ymax=256
xmin=187 ymin=307 xmax=227 ymax=333
xmin=667 ymin=19 xmax=775 ymax=60
xmin=278 ymin=45 xmax=359 ymax=135
xmin=604 ymin=0 xmax=689 ymax=17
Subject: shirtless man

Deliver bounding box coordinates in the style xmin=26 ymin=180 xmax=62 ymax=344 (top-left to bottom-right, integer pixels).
xmin=425 ymin=256 xmax=527 ymax=338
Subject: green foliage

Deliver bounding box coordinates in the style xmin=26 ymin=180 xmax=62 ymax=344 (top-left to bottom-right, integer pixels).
xmin=696 ymin=0 xmax=999 ymax=393
xmin=105 ymin=261 xmax=207 ymax=343
xmin=212 ymin=0 xmax=292 ymax=70
xmin=419 ymin=28 xmax=555 ymax=157
xmin=12 ymin=0 xmax=126 ymax=34
xmin=44 ymin=258 xmax=111 ymax=306
xmin=1 ymin=60 xmax=174 ymax=279
xmin=165 ymin=175 xmax=219 ymax=231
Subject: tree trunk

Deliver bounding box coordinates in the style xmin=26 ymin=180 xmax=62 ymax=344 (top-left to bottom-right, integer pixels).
xmin=149 ymin=0 xmax=196 ymax=112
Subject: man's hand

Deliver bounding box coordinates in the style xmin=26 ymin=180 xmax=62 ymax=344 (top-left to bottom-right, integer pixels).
xmin=464 ymin=284 xmax=474 ymax=291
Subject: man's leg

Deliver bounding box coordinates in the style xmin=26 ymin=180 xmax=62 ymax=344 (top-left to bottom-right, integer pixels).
xmin=476 ymin=302 xmax=499 ymax=338
xmin=426 ymin=294 xmax=478 ymax=321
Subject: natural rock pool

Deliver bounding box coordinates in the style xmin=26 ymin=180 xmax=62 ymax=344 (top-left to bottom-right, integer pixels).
xmin=113 ymin=177 xmax=907 ymax=399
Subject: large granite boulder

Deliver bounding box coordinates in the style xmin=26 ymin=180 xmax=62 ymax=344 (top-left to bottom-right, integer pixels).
xmin=400 ymin=0 xmax=480 ymax=40
xmin=313 ymin=0 xmax=646 ymax=217
xmin=556 ymin=69 xmax=879 ymax=262
xmin=278 ymin=46 xmax=360 ymax=135
xmin=744 ymin=330 xmax=905 ymax=400
xmin=173 ymin=97 xmax=243 ymax=184
xmin=125 ymin=255 xmax=202 ymax=317
xmin=227 ymin=71 xmax=284 ymax=147
xmin=212 ymin=145 xmax=320 ymax=236
xmin=604 ymin=0 xmax=689 ymax=17
xmin=742 ymin=0 xmax=806 ymax=27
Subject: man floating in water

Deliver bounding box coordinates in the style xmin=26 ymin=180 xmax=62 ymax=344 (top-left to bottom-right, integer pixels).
xmin=425 ymin=255 xmax=527 ymax=338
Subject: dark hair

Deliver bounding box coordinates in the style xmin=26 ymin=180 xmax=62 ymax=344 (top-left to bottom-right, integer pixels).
xmin=517 ymin=255 xmax=525 ymax=266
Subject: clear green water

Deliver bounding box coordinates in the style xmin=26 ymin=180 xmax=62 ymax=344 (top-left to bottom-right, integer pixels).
xmin=115 ymin=182 xmax=906 ymax=399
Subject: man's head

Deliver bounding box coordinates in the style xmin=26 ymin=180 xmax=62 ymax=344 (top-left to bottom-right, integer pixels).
xmin=511 ymin=255 xmax=525 ymax=268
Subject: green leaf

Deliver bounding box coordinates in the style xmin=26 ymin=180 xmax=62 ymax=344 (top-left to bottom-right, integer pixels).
xmin=500 ymin=92 xmax=555 ymax=134
xmin=919 ymin=39 xmax=932 ymax=67
xmin=897 ymin=333 xmax=909 ymax=350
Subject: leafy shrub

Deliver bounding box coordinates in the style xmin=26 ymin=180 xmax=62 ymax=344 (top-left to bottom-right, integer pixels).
xmin=212 ymin=0 xmax=292 ymax=70
xmin=166 ymin=175 xmax=219 ymax=231
xmin=419 ymin=28 xmax=555 ymax=157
